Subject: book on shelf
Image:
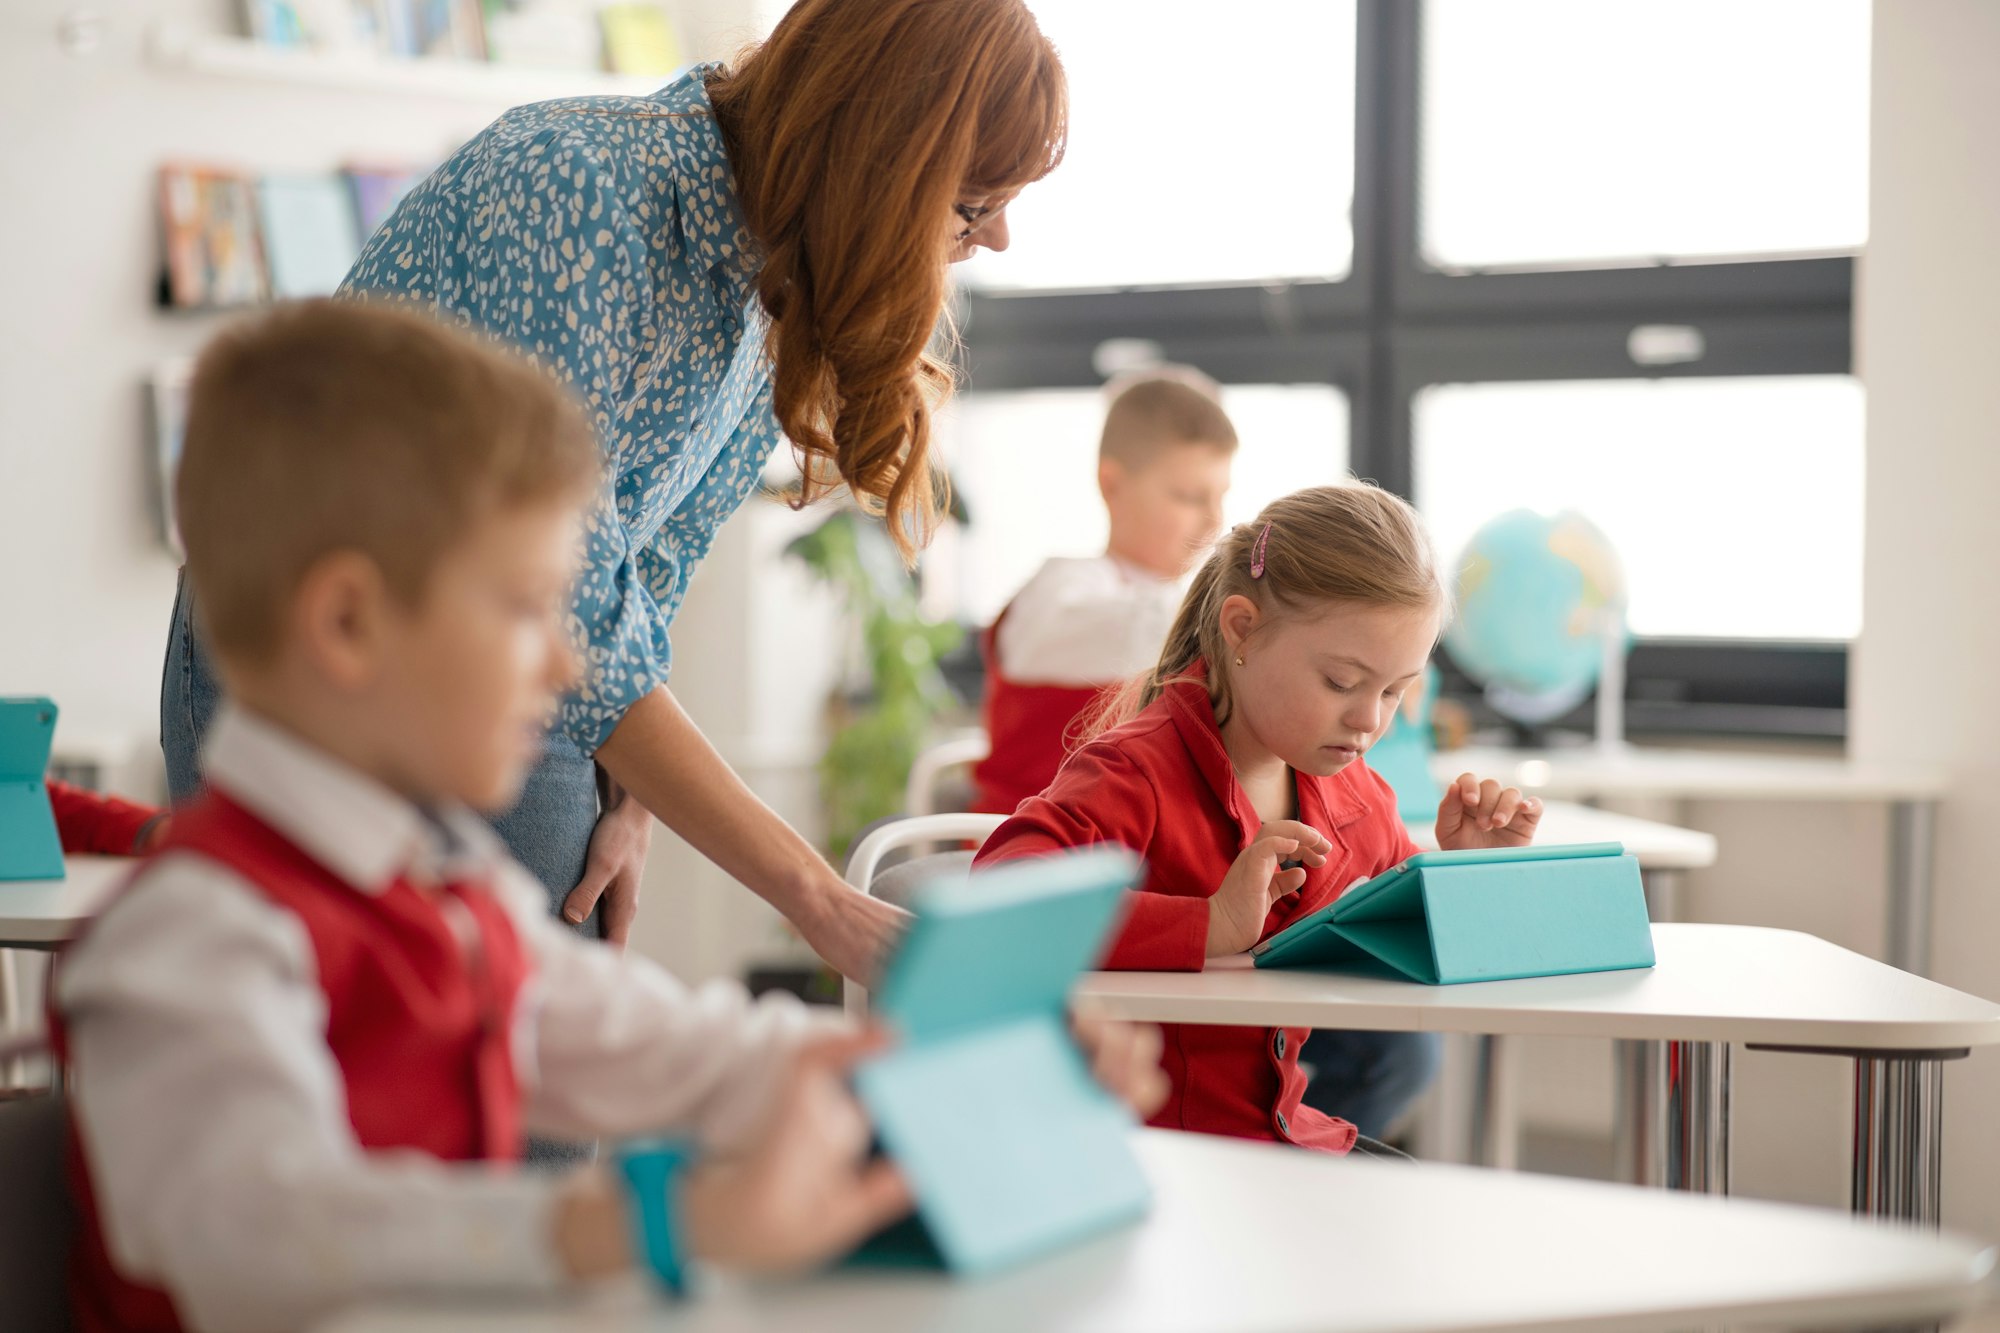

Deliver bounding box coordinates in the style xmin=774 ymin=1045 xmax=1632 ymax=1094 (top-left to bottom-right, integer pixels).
xmin=258 ymin=174 xmax=363 ymax=298
xmin=159 ymin=162 xmax=434 ymax=310
xmin=149 ymin=358 xmax=197 ymax=557
xmin=598 ymin=4 xmax=681 ymax=77
xmin=159 ymin=164 xmax=270 ymax=309
xmin=345 ymin=163 xmax=428 ymax=240
xmin=482 ymin=1 xmax=605 ymax=72
xmin=243 ymin=0 xmax=486 ymax=60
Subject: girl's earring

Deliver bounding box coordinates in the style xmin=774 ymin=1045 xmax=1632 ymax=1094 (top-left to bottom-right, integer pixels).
xmin=1234 ymin=655 xmax=1245 ymax=666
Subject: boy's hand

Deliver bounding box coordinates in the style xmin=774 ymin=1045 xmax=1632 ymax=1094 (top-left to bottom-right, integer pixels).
xmin=1435 ymin=773 xmax=1542 ymax=850
xmin=1207 ymin=820 xmax=1330 ymax=957
xmin=1072 ymin=1016 xmax=1169 ymax=1119
xmin=682 ymin=1029 xmax=913 ymax=1274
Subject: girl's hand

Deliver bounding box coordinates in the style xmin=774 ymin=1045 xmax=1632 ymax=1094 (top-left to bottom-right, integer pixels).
xmin=1071 ymin=1016 xmax=1170 ymax=1119
xmin=682 ymin=1028 xmax=914 ymax=1274
xmin=1207 ymin=820 xmax=1331 ymax=957
xmin=1435 ymin=773 xmax=1542 ymax=850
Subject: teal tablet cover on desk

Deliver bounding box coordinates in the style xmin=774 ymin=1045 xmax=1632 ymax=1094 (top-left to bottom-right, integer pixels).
xmin=0 ymin=698 xmax=63 ymax=883
xmin=851 ymin=846 xmax=1152 ymax=1276
xmin=1251 ymin=842 xmax=1652 ymax=984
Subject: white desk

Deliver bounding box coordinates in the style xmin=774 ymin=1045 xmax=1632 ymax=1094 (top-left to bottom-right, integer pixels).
xmin=0 ymin=857 xmax=132 ymax=1084
xmin=0 ymin=856 xmax=132 ymax=950
xmin=1439 ymin=744 xmax=1948 ymax=974
xmin=847 ymin=809 xmax=1722 ymax=1174
xmin=321 ymin=1130 xmax=1997 ymax=1333
xmin=1074 ymin=924 xmax=2000 ymax=1224
xmin=1406 ymin=802 xmax=1717 ymax=1171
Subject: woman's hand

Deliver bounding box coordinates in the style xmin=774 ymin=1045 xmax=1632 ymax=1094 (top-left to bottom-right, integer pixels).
xmin=796 ymin=882 xmax=913 ymax=986
xmin=682 ymin=1029 xmax=914 ymax=1274
xmin=562 ymin=782 xmax=656 ymax=948
xmin=1071 ymin=1015 xmax=1169 ymax=1119
xmin=1206 ymin=819 xmax=1331 ymax=957
xmin=1435 ymin=773 xmax=1542 ymax=850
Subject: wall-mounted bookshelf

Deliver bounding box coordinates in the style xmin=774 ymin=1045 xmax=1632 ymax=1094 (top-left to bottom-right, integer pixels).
xmin=146 ymin=24 xmax=670 ymax=107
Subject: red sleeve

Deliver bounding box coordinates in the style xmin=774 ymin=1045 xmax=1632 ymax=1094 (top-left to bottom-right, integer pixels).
xmin=47 ymin=779 xmax=163 ymax=857
xmin=1354 ymin=761 xmax=1424 ymax=872
xmin=974 ymin=742 xmax=1209 ymax=971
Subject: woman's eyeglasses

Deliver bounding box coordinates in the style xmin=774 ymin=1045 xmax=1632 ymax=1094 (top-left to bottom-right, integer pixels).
xmin=954 ymin=200 xmax=1005 ymax=242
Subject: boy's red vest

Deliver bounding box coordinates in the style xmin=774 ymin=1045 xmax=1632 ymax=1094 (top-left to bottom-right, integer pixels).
xmin=972 ymin=618 xmax=1110 ymax=815
xmin=49 ymin=790 xmax=532 ymax=1333
xmin=974 ymin=670 xmax=1421 ymax=1154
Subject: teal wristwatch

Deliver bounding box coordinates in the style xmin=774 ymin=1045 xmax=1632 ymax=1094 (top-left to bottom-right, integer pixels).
xmin=614 ymin=1138 xmax=701 ymax=1296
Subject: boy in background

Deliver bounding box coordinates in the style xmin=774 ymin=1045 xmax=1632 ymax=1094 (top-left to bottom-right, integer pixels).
xmin=972 ymin=369 xmax=1235 ymax=816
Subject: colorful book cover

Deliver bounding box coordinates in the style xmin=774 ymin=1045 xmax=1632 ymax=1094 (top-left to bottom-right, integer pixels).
xmin=481 ymin=1 xmax=603 ymax=71
xmin=149 ymin=358 xmax=196 ymax=557
xmin=408 ymin=0 xmax=486 ymax=59
xmin=158 ymin=164 xmax=270 ymax=309
xmin=243 ymin=0 xmax=312 ymax=46
xmin=599 ymin=3 xmax=681 ymax=76
xmin=257 ymin=173 xmax=363 ymax=298
xmin=344 ymin=163 xmax=427 ymax=241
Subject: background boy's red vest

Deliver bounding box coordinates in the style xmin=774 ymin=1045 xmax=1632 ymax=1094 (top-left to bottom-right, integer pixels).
xmin=49 ymin=791 xmax=532 ymax=1333
xmin=972 ymin=618 xmax=1110 ymax=816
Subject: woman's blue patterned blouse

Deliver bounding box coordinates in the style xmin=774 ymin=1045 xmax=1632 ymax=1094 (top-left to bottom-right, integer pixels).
xmin=343 ymin=63 xmax=776 ymax=753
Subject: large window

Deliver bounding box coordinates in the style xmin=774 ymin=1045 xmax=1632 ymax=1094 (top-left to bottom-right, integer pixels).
xmin=961 ymin=0 xmax=1358 ymax=292
xmin=1420 ymin=0 xmax=1870 ymax=271
xmin=957 ymin=0 xmax=1869 ymax=737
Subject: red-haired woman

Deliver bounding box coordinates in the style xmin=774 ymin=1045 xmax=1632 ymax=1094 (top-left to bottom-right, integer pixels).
xmin=160 ymin=0 xmax=1063 ymax=1073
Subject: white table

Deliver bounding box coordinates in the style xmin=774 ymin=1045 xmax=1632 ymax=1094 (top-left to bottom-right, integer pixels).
xmin=845 ymin=809 xmax=1722 ymax=1177
xmin=0 ymin=856 xmax=132 ymax=951
xmin=1074 ymin=924 xmax=2000 ymax=1225
xmin=1406 ymin=802 xmax=1717 ymax=1171
xmin=0 ymin=857 xmax=132 ymax=1083
xmin=320 ymin=1130 xmax=1998 ymax=1333
xmin=1438 ymin=744 xmax=1948 ymax=975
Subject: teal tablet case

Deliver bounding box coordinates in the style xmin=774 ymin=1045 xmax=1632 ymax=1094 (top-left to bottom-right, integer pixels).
xmin=850 ymin=846 xmax=1153 ymax=1276
xmin=0 ymin=698 xmax=63 ymax=883
xmin=1250 ymin=842 xmax=1653 ymax=984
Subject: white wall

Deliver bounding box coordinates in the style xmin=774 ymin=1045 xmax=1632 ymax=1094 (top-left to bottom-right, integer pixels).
xmin=1852 ymin=0 xmax=2000 ymax=1243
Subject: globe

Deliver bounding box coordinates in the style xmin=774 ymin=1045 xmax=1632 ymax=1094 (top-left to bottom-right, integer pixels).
xmin=1443 ymin=509 xmax=1628 ymax=729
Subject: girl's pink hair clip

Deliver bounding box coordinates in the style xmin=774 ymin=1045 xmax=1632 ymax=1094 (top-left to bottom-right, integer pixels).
xmin=1250 ymin=521 xmax=1272 ymax=579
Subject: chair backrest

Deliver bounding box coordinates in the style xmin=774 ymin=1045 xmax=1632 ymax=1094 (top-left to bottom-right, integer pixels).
xmin=0 ymin=1091 xmax=76 ymax=1332
xmin=903 ymin=732 xmax=992 ymax=818
xmin=842 ymin=812 xmax=1006 ymax=1015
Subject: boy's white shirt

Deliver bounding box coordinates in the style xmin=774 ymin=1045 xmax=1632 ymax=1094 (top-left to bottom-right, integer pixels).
xmin=995 ymin=554 xmax=1185 ymax=686
xmin=58 ymin=704 xmax=833 ymax=1333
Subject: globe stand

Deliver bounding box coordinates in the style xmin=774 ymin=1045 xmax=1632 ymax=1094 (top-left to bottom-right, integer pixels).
xmin=1595 ymin=614 xmax=1629 ymax=756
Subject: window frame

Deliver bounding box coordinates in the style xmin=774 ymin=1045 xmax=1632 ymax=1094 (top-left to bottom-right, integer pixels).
xmin=955 ymin=0 xmax=1859 ymax=739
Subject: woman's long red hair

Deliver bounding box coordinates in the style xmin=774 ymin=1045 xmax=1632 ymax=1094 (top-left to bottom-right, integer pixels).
xmin=708 ymin=0 xmax=1067 ymax=558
